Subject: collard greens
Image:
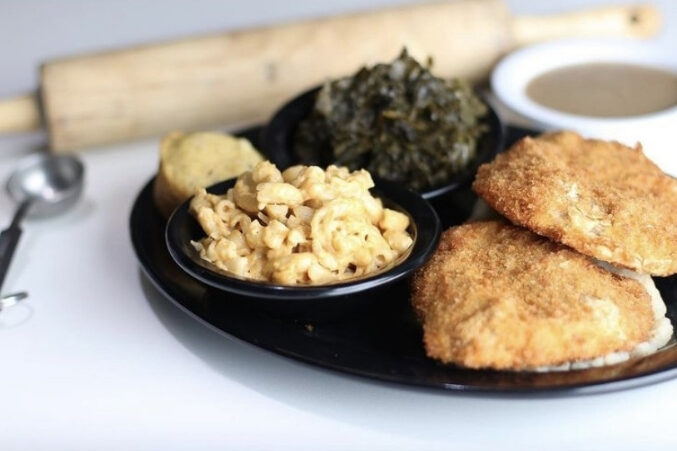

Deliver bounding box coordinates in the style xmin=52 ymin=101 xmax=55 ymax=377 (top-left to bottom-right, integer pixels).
xmin=294 ymin=49 xmax=488 ymax=191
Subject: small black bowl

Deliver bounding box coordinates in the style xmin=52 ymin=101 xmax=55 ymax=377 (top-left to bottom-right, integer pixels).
xmin=165 ymin=177 xmax=441 ymax=320
xmin=260 ymin=86 xmax=504 ymax=225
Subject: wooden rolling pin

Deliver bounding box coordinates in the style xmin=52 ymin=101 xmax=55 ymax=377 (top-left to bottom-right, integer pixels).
xmin=0 ymin=0 xmax=660 ymax=152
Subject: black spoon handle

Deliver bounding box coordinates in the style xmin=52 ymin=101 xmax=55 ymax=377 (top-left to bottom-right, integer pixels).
xmin=0 ymin=200 xmax=30 ymax=295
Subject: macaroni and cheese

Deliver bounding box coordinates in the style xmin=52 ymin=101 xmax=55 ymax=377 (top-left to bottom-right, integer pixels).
xmin=189 ymin=161 xmax=413 ymax=285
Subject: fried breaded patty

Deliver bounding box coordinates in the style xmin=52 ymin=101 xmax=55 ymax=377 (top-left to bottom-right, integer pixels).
xmin=472 ymin=131 xmax=677 ymax=276
xmin=411 ymin=221 xmax=657 ymax=370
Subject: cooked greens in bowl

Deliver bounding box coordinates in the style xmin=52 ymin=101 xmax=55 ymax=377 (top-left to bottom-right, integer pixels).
xmin=292 ymin=49 xmax=490 ymax=192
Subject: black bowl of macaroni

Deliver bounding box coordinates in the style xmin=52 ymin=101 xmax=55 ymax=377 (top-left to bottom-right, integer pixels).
xmin=165 ymin=161 xmax=441 ymax=320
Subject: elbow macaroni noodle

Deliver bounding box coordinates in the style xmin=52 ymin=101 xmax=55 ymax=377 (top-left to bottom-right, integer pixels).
xmin=190 ymin=161 xmax=414 ymax=285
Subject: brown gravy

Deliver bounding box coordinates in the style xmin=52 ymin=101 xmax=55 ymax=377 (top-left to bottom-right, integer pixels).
xmin=526 ymin=63 xmax=677 ymax=117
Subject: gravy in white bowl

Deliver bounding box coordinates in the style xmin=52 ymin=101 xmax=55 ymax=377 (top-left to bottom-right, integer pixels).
xmin=526 ymin=63 xmax=677 ymax=118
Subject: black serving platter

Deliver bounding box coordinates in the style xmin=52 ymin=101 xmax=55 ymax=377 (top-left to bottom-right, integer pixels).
xmin=260 ymin=87 xmax=505 ymax=227
xmin=165 ymin=176 xmax=440 ymax=320
xmin=130 ymin=126 xmax=677 ymax=394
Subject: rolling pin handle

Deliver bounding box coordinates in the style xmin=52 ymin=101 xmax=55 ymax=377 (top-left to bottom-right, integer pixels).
xmin=0 ymin=93 xmax=42 ymax=134
xmin=512 ymin=4 xmax=661 ymax=46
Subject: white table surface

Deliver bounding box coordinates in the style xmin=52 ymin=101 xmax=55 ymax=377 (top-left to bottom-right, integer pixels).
xmin=1 ymin=1 xmax=677 ymax=450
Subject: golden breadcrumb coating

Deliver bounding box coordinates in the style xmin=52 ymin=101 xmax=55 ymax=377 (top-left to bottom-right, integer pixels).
xmin=411 ymin=221 xmax=655 ymax=370
xmin=472 ymin=131 xmax=677 ymax=276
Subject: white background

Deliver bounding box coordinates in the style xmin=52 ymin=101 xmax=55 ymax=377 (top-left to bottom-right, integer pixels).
xmin=1 ymin=1 xmax=677 ymax=450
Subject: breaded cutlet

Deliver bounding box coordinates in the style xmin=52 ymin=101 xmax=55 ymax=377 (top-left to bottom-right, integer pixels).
xmin=472 ymin=131 xmax=677 ymax=276
xmin=411 ymin=221 xmax=661 ymax=370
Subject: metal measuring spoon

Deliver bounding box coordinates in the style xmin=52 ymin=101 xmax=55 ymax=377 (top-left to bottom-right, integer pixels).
xmin=0 ymin=154 xmax=84 ymax=302
xmin=0 ymin=291 xmax=28 ymax=311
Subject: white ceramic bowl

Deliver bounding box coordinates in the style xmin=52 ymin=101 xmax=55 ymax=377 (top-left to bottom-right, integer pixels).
xmin=491 ymin=39 xmax=677 ymax=175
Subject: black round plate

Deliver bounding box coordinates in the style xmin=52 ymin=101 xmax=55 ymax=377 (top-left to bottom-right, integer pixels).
xmin=131 ymin=176 xmax=677 ymax=394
